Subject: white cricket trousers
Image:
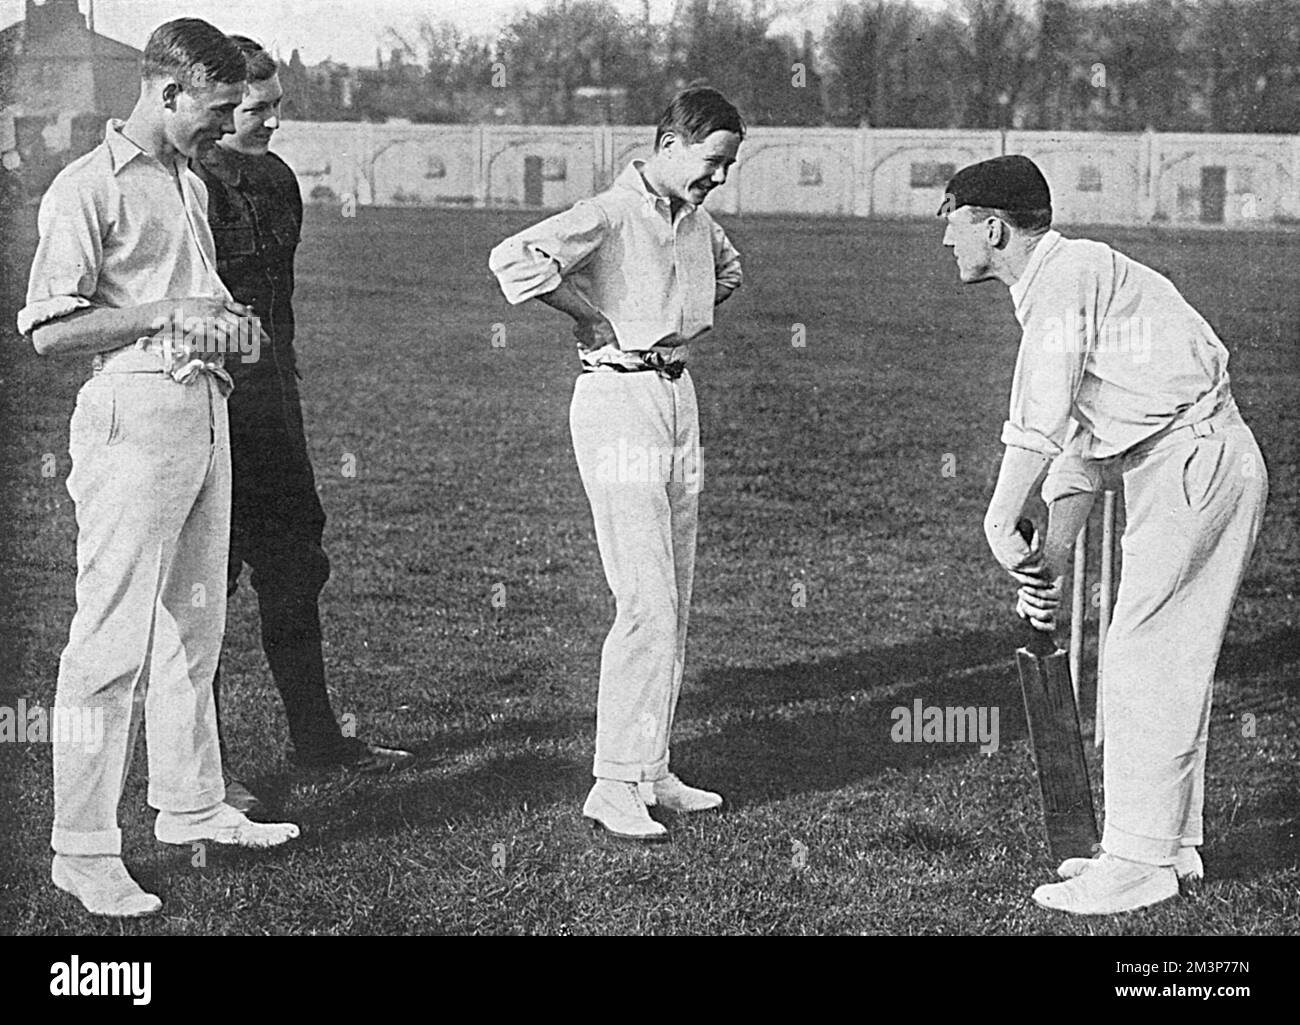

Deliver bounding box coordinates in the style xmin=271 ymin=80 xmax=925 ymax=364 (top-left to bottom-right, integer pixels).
xmin=52 ymin=372 xmax=231 ymax=856
xmin=569 ymin=368 xmax=701 ymax=783
xmin=1100 ymin=408 xmax=1267 ymax=864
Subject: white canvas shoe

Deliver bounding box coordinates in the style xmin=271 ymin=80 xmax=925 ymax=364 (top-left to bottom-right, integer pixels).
xmin=638 ymin=773 xmax=723 ymax=813
xmin=52 ymin=855 xmax=162 ymax=918
xmin=155 ymin=803 xmax=300 ymax=848
xmin=1033 ymin=854 xmax=1178 ymax=915
xmin=583 ymin=779 xmax=668 ymax=842
xmin=1058 ymin=846 xmax=1203 ymax=883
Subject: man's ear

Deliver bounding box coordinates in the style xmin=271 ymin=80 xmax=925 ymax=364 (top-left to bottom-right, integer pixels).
xmin=986 ymin=216 xmax=1008 ymax=249
xmin=161 ymin=80 xmax=181 ymax=110
xmin=657 ymin=130 xmax=677 ymax=155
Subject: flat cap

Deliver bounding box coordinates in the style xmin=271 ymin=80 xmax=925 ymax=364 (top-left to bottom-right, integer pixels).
xmin=937 ymin=155 xmax=1052 ymax=216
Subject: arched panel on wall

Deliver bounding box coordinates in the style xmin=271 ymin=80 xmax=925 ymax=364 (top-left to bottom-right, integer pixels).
xmin=1153 ymin=135 xmax=1296 ymax=225
xmin=483 ymin=127 xmax=598 ymax=209
xmin=1007 ymin=132 xmax=1143 ymax=225
xmin=272 ymin=123 xmax=362 ymax=206
xmin=369 ymin=127 xmax=478 ymax=206
xmin=868 ymin=132 xmax=1002 ymax=218
xmin=731 ymin=131 xmax=856 ymax=216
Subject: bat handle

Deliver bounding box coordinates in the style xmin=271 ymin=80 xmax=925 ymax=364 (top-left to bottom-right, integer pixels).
xmin=1016 ymin=518 xmax=1060 ymax=658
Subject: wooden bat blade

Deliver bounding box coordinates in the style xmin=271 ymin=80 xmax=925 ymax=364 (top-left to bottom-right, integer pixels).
xmin=1016 ymin=644 xmax=1099 ymax=862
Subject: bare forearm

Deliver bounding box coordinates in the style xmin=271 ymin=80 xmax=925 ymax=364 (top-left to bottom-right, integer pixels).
xmin=535 ymin=280 xmax=602 ymax=324
xmin=31 ymin=302 xmax=169 ymax=357
xmin=1042 ymin=491 xmax=1095 ymax=579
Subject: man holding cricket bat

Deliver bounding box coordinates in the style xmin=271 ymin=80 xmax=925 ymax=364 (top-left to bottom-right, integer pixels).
xmin=941 ymin=155 xmax=1268 ymax=914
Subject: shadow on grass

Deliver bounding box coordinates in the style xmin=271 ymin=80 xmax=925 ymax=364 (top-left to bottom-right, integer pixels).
xmin=674 ymin=627 xmax=1034 ymax=805
xmin=1210 ymin=819 xmax=1300 ymax=881
xmin=246 ymin=628 xmax=1029 ymax=849
xmin=272 ymin=624 xmax=1300 ymax=877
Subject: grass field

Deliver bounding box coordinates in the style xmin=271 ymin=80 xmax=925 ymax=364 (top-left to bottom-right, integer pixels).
xmin=0 ymin=206 xmax=1296 ymax=936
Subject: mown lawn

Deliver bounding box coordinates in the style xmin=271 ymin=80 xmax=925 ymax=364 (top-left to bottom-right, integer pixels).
xmin=0 ymin=206 xmax=1295 ymax=935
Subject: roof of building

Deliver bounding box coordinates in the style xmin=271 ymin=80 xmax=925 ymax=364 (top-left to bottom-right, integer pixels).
xmin=0 ymin=1 xmax=141 ymax=64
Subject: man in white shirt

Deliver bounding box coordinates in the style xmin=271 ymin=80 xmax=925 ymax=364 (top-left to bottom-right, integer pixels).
xmin=489 ymin=87 xmax=743 ymax=842
xmin=941 ymin=154 xmax=1268 ymax=914
xmin=19 ymin=18 xmax=299 ymax=919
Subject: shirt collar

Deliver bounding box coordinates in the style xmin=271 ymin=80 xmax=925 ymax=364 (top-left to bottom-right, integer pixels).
xmin=1009 ymin=229 xmax=1062 ymax=307
xmin=615 ymin=160 xmax=695 ymax=217
xmin=103 ymin=119 xmax=147 ymax=176
xmin=104 ymin=118 xmax=190 ymax=179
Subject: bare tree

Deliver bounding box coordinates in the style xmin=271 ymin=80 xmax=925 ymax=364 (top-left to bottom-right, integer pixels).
xmin=497 ymin=0 xmax=637 ymax=123
xmin=824 ymin=1 xmax=963 ymax=127
xmin=1193 ymin=0 xmax=1300 ymax=132
xmin=960 ymin=0 xmax=1036 ymax=128
xmin=668 ymin=0 xmax=818 ymax=125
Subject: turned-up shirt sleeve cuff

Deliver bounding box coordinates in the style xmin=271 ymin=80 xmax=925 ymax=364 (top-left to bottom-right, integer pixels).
xmin=17 ymin=295 xmax=93 ymax=337
xmin=489 ymin=201 xmax=607 ymax=305
xmin=1000 ymin=420 xmax=1064 ymax=459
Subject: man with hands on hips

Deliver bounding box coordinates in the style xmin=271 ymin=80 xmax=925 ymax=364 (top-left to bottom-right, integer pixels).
xmin=942 ymin=155 xmax=1267 ymax=915
xmin=490 ymin=86 xmax=744 ymax=842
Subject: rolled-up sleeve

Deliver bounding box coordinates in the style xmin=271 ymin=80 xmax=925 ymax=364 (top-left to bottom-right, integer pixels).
xmin=710 ymin=217 xmax=742 ymax=293
xmin=1040 ymin=435 xmax=1103 ymax=504
xmin=17 ymin=176 xmax=102 ymax=336
xmin=488 ymin=199 xmax=608 ymax=305
xmin=1001 ymin=269 xmax=1093 ymax=457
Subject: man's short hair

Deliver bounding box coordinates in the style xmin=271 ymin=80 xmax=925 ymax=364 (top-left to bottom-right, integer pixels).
xmin=228 ymin=35 xmax=279 ymax=84
xmin=141 ymin=18 xmax=246 ymax=89
xmin=654 ymin=86 xmax=746 ymax=151
xmin=963 ymin=205 xmax=1053 ymax=232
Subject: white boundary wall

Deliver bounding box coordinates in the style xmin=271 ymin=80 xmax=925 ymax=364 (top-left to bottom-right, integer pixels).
xmin=271 ymin=122 xmax=1300 ymax=227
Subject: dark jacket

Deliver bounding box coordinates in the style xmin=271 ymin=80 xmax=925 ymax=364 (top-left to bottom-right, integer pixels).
xmin=193 ymin=145 xmax=304 ymax=428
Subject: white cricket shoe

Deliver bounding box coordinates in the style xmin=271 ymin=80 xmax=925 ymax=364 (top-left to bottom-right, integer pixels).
xmin=1033 ymin=854 xmax=1178 ymax=915
xmin=52 ymin=855 xmax=162 ymax=918
xmin=1058 ymin=846 xmax=1203 ymax=883
xmin=155 ymin=803 xmax=300 ymax=848
xmin=583 ymin=779 xmax=668 ymax=842
xmin=638 ymin=773 xmax=723 ymax=813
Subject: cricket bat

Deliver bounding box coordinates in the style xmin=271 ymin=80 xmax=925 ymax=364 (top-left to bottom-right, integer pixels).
xmin=1014 ymin=519 xmax=1099 ymax=862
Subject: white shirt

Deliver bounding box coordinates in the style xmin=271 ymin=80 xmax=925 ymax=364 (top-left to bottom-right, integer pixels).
xmin=18 ymin=120 xmax=231 ymax=342
xmin=488 ymin=161 xmax=742 ymax=365
xmin=1004 ymin=230 xmax=1233 ymax=461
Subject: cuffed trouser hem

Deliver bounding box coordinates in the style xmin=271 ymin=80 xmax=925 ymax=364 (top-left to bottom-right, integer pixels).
xmin=147 ymin=782 xmax=227 ymax=814
xmin=1103 ymin=823 xmax=1181 ymax=866
xmin=51 ymin=826 xmax=123 ymax=858
xmin=640 ymin=756 xmax=670 ymax=783
xmin=592 ymin=760 xmax=642 ymax=783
